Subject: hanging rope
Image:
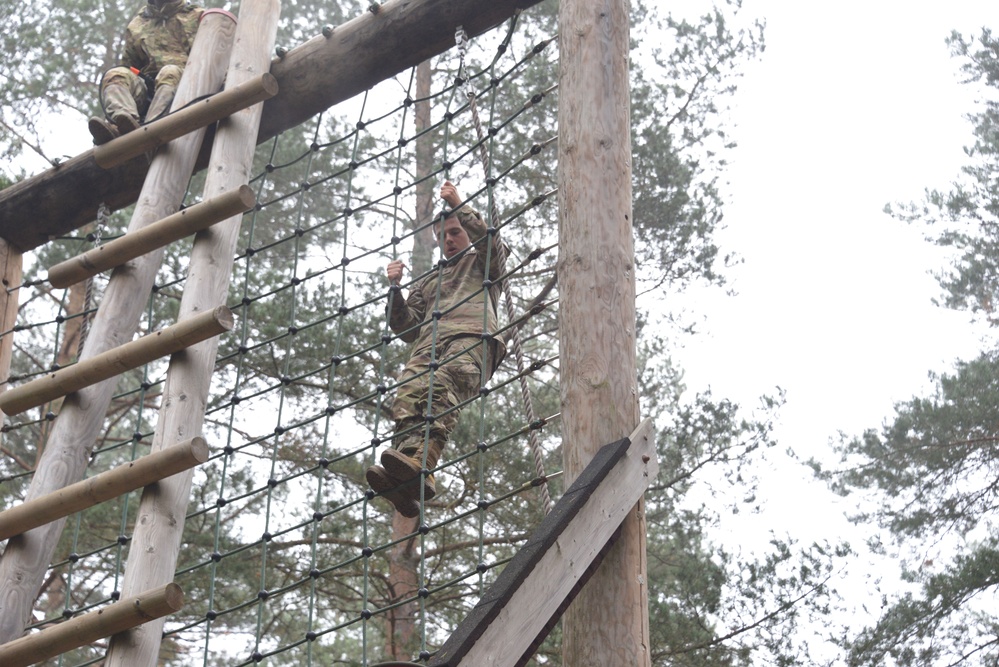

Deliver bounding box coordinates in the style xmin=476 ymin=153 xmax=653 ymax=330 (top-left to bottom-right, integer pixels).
xmin=455 ymin=25 xmax=553 ymax=515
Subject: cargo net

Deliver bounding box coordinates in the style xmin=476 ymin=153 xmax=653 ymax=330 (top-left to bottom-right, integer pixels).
xmin=0 ymin=15 xmax=562 ymax=666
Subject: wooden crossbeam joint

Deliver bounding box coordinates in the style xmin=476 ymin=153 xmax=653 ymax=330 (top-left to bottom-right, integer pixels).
xmin=0 ymin=437 xmax=209 ymax=541
xmin=47 ymin=186 xmax=256 ymax=288
xmin=0 ymin=583 xmax=184 ymax=667
xmin=92 ymin=73 xmax=279 ymax=169
xmin=0 ymin=306 xmax=234 ymax=415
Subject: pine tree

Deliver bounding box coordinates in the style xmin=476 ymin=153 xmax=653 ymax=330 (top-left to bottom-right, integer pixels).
xmin=823 ymin=27 xmax=999 ymax=667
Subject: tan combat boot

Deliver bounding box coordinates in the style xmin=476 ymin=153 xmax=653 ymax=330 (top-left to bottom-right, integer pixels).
xmin=88 ymin=116 xmax=119 ymax=145
xmin=380 ymin=441 xmax=442 ymax=501
xmin=102 ymin=81 xmax=141 ymax=134
xmin=365 ymin=465 xmax=421 ymax=517
xmin=113 ymin=112 xmax=140 ymax=136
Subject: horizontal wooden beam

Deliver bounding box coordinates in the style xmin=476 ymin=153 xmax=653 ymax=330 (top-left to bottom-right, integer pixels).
xmin=428 ymin=418 xmax=658 ymax=667
xmin=0 ymin=306 xmax=233 ymax=415
xmin=47 ymin=186 xmax=256 ymax=288
xmin=0 ymin=582 xmax=183 ymax=667
xmin=0 ymin=0 xmax=545 ymax=251
xmin=0 ymin=437 xmax=208 ymax=541
xmin=93 ymin=73 xmax=278 ymax=169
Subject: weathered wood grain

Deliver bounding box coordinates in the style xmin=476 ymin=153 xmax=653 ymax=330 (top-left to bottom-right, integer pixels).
xmin=47 ymin=186 xmax=255 ymax=288
xmin=0 ymin=437 xmax=208 ymax=541
xmin=0 ymin=306 xmax=233 ymax=415
xmin=429 ymin=419 xmax=657 ymax=666
xmin=556 ymin=0 xmax=650 ymax=665
xmin=0 ymin=583 xmax=184 ymax=667
xmin=105 ymin=2 xmax=280 ymax=665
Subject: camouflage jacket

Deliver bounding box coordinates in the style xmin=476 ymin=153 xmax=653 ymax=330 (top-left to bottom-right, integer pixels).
xmin=388 ymin=207 xmax=509 ymax=371
xmin=123 ymin=1 xmax=204 ymax=79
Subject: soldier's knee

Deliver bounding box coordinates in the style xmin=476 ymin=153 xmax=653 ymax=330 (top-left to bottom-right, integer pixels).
xmin=156 ymin=65 xmax=184 ymax=88
xmin=102 ymin=67 xmax=135 ymax=87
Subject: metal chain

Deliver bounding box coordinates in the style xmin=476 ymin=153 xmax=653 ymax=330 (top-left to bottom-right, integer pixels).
xmin=456 ymin=27 xmax=553 ymax=515
xmin=78 ymin=204 xmax=108 ymax=356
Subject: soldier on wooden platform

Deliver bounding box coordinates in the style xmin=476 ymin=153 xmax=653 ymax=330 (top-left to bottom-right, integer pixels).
xmin=89 ymin=0 xmax=204 ymax=145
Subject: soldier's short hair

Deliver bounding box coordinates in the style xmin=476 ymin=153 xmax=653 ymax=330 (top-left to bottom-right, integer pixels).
xmin=434 ymin=205 xmax=476 ymax=232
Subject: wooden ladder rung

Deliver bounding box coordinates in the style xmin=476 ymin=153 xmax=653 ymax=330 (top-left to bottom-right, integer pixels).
xmin=92 ymin=72 xmax=278 ymax=169
xmin=0 ymin=582 xmax=184 ymax=667
xmin=0 ymin=437 xmax=209 ymax=541
xmin=0 ymin=306 xmax=233 ymax=415
xmin=47 ymin=186 xmax=256 ymax=289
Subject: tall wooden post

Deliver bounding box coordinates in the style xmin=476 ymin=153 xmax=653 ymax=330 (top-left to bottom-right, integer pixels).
xmin=105 ymin=2 xmax=280 ymax=665
xmin=557 ymin=0 xmax=651 ymax=664
xmin=0 ymin=238 xmax=23 ymax=441
xmin=0 ymin=11 xmax=237 ymax=645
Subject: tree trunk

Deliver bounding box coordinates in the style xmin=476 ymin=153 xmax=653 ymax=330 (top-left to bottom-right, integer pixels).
xmin=382 ymin=55 xmax=436 ymax=661
xmin=36 ymin=273 xmax=88 ymax=460
xmin=412 ymin=59 xmax=437 ymax=276
xmin=384 ymin=513 xmax=420 ymax=660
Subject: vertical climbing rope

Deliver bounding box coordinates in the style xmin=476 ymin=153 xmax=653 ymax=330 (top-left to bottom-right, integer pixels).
xmin=455 ymin=25 xmax=553 ymax=515
xmin=77 ymin=203 xmax=108 ymax=356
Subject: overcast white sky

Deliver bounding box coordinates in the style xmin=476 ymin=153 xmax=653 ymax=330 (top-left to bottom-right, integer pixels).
xmin=667 ymin=0 xmax=995 ymax=573
xmin=651 ymin=5 xmax=998 ymax=652
xmin=677 ymin=0 xmax=994 ymax=454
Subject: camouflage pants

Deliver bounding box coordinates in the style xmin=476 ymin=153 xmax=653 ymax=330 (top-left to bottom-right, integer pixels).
xmin=390 ymin=336 xmax=488 ymax=465
xmin=100 ymin=65 xmax=184 ymax=120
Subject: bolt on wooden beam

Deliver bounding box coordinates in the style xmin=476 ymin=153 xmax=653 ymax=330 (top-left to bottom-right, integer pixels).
xmin=0 ymin=306 xmax=234 ymax=415
xmin=0 ymin=582 xmax=184 ymax=667
xmin=47 ymin=186 xmax=256 ymax=289
xmin=92 ymin=73 xmax=278 ymax=169
xmin=0 ymin=437 xmax=209 ymax=542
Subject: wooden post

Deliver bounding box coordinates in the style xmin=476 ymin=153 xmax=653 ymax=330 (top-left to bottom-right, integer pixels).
xmin=0 ymin=11 xmax=237 ymax=645
xmin=0 ymin=583 xmax=183 ymax=667
xmin=0 ymin=306 xmax=233 ymax=416
xmin=106 ymin=2 xmax=281 ymax=665
xmin=556 ymin=0 xmax=651 ymax=665
xmin=47 ymin=186 xmax=256 ymax=288
xmin=0 ymin=238 xmax=23 ymax=442
xmin=93 ymin=73 xmax=278 ymax=169
xmin=0 ymin=437 xmax=209 ymax=542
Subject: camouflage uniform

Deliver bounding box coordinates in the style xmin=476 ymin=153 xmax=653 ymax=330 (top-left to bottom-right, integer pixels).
xmin=386 ymin=206 xmax=508 ymax=479
xmin=91 ymin=1 xmax=203 ymax=142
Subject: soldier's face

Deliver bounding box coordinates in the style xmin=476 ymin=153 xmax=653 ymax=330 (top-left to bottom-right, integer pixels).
xmin=436 ymin=217 xmax=470 ymax=259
